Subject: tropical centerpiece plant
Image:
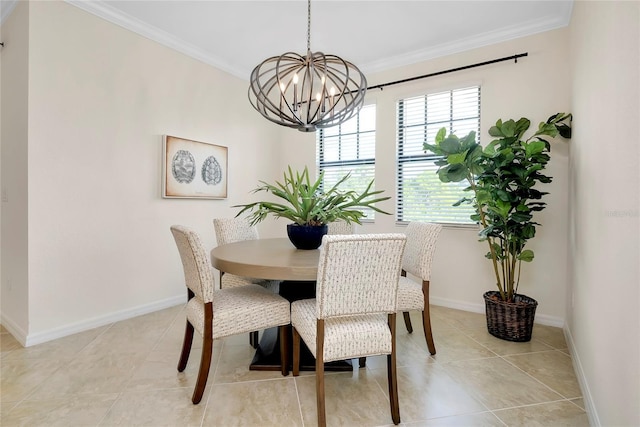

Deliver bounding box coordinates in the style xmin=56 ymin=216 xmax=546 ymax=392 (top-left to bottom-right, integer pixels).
xmin=234 ymin=166 xmax=390 ymax=248
xmin=424 ymin=113 xmax=571 ymax=340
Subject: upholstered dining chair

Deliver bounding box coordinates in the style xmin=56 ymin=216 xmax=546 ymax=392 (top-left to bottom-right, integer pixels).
xmin=213 ymin=218 xmax=281 ymax=347
xmin=170 ymin=225 xmax=291 ymax=404
xmin=291 ymin=233 xmax=407 ymax=426
xmin=396 ymin=222 xmax=442 ymax=355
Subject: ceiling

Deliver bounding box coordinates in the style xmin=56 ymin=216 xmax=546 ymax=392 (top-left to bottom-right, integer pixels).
xmin=3 ymin=1 xmax=573 ymax=80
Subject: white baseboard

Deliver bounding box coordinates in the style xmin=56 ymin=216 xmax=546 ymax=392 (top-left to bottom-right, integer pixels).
xmin=430 ymin=296 xmax=565 ymax=327
xmin=1 ymin=294 xmax=186 ymax=348
xmin=534 ymin=313 xmax=565 ymax=328
xmin=564 ymin=325 xmax=599 ymax=426
xmin=0 ymin=312 xmax=29 ymax=347
xmin=431 ymin=296 xmax=486 ymax=314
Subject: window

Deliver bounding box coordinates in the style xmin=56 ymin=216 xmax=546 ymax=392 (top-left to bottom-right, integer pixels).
xmin=316 ymin=104 xmax=377 ymax=220
xmin=397 ymin=86 xmax=480 ymax=224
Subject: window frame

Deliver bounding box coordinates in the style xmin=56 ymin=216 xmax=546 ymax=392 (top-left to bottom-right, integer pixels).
xmin=396 ymin=86 xmax=481 ymax=226
xmin=316 ymin=103 xmax=377 ymax=222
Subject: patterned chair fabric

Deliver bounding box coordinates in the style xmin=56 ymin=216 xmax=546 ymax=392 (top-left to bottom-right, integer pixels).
xmin=396 ymin=222 xmax=442 ymax=355
xmin=291 ymin=233 xmax=406 ymax=426
xmin=170 ymin=225 xmax=291 ymax=404
xmin=326 ymin=220 xmax=367 ymax=366
xmin=326 ymin=220 xmax=356 ymax=235
xmin=213 ymin=217 xmax=259 ymax=244
xmin=314 ymin=234 xmax=404 ymax=320
xmin=292 ymin=299 xmax=390 ymax=362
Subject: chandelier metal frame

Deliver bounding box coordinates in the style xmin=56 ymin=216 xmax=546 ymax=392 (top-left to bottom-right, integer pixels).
xmin=248 ymin=0 xmax=367 ymax=132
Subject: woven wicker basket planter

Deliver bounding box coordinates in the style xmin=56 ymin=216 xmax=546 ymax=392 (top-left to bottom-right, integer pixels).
xmin=483 ymin=291 xmax=538 ymax=342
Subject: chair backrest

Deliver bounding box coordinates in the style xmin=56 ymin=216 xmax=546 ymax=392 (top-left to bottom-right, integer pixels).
xmin=170 ymin=225 xmax=215 ymax=303
xmin=213 ymin=218 xmax=259 ymax=245
xmin=326 ymin=220 xmax=356 ymax=235
xmin=402 ymin=222 xmax=442 ymax=280
xmin=316 ymin=233 xmax=406 ymax=319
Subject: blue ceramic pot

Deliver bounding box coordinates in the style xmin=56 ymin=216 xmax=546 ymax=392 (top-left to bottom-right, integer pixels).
xmin=286 ymin=224 xmax=328 ymax=250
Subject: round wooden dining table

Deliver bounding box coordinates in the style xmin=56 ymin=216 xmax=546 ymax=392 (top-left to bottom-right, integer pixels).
xmin=210 ymin=238 xmax=320 ymax=281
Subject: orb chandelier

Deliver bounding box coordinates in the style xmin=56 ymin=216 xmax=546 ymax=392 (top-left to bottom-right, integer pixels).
xmin=248 ymin=0 xmax=367 ymax=133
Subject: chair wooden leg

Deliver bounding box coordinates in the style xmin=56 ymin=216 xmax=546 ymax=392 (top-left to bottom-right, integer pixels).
xmin=316 ymin=319 xmax=326 ymax=427
xmin=177 ymin=320 xmax=194 ymax=372
xmin=358 ymin=357 xmax=366 ymax=368
xmin=292 ymin=327 xmax=301 ymax=376
xmin=387 ymin=314 xmax=400 ymax=425
xmin=422 ymin=280 xmax=436 ymax=355
xmin=402 ymin=311 xmax=413 ymax=333
xmin=250 ymin=331 xmax=259 ymax=349
xmin=279 ymin=325 xmax=289 ymax=376
xmin=400 ymin=271 xmax=413 ymax=334
xmin=192 ymin=303 xmax=213 ymax=405
xmin=178 ymin=289 xmax=195 ymax=372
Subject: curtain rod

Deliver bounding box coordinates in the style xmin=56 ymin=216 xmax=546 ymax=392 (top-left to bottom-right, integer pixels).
xmin=368 ymin=52 xmax=528 ymax=91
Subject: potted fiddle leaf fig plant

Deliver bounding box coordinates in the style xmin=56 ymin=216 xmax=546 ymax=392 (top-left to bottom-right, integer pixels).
xmin=234 ymin=165 xmax=390 ymax=249
xmin=424 ymin=113 xmax=572 ymax=341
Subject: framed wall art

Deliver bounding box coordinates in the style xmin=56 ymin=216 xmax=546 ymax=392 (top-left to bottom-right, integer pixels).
xmin=162 ymin=135 xmax=228 ymax=199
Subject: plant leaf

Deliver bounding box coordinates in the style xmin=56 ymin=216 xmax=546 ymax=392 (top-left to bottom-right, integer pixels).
xmin=525 ymin=141 xmax=546 ymax=158
xmin=518 ymin=249 xmax=534 ymax=262
xmin=501 ymin=119 xmax=516 ymax=137
xmin=445 ymin=163 xmax=468 ymax=182
xmin=447 ymin=152 xmax=467 ymax=165
xmin=557 ymin=123 xmax=572 ymax=138
xmin=514 ymin=118 xmax=531 ymax=137
xmin=440 ymin=135 xmax=461 ymax=154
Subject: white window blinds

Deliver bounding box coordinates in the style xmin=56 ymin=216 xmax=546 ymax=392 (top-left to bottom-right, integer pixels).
xmin=397 ymin=86 xmax=480 ymax=224
xmin=317 ymin=104 xmax=377 ymax=220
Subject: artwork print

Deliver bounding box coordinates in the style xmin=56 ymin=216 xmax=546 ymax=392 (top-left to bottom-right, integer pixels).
xmin=163 ymin=136 xmax=228 ymax=199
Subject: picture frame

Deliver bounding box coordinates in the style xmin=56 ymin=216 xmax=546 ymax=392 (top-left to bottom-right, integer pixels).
xmin=162 ymin=135 xmax=228 ymax=199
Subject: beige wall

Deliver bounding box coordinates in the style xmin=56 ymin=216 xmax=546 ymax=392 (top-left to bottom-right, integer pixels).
xmin=0 ymin=0 xmax=30 ymax=337
xmin=568 ymin=1 xmax=640 ymax=426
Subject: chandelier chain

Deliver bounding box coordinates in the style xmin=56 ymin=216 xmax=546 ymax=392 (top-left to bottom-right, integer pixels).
xmin=306 ymin=0 xmax=311 ymax=53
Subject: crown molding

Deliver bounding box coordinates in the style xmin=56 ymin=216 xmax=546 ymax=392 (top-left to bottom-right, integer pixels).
xmin=65 ymin=0 xmax=247 ymax=79
xmin=362 ymin=12 xmax=572 ymax=75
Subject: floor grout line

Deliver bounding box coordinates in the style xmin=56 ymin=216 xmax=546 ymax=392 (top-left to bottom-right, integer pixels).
xmin=499 ymin=350 xmax=581 ymax=401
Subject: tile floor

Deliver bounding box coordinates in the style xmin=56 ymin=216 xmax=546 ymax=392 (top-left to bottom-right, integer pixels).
xmin=1 ymin=305 xmax=589 ymax=426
